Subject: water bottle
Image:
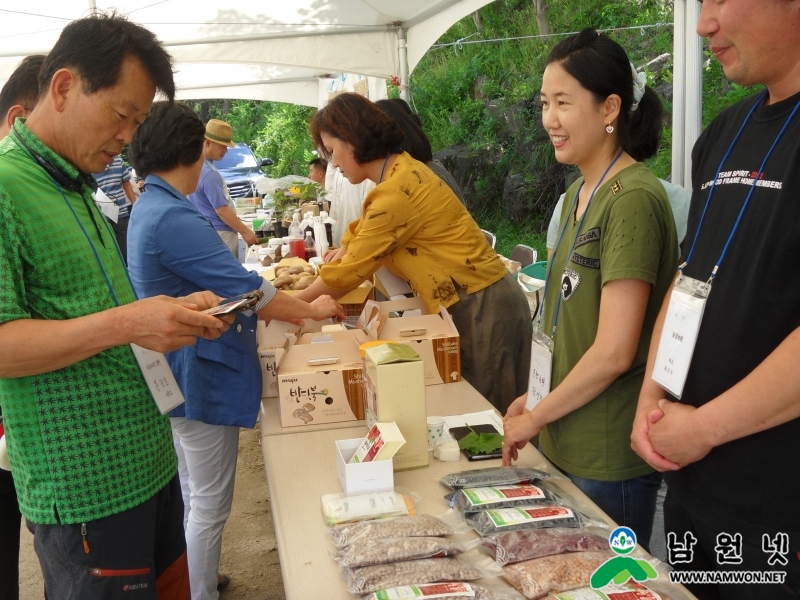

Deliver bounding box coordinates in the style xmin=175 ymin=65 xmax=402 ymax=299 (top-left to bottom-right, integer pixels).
xmin=288 ymin=211 xmax=301 ymax=239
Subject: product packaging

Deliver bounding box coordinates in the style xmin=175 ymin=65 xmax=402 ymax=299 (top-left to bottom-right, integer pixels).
xmin=350 ymin=422 xmax=407 ymax=464
xmin=440 ymin=467 xmax=550 ymax=491
xmin=362 ymin=343 xmax=428 ymax=471
xmin=321 ymin=488 xmax=420 ymax=526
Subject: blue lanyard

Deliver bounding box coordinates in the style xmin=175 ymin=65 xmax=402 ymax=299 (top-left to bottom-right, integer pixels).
xmin=538 ymin=149 xmax=623 ymax=338
xmin=682 ymin=91 xmax=800 ymax=281
xmin=51 ymin=178 xmax=137 ymax=307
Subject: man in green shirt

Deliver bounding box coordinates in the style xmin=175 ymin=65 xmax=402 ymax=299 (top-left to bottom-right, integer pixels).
xmin=0 ymin=15 xmax=229 ymax=599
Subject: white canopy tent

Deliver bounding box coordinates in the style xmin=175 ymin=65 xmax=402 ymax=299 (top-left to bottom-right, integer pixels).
xmin=0 ymin=0 xmax=702 ymax=186
xmin=0 ymin=0 xmax=497 ymax=107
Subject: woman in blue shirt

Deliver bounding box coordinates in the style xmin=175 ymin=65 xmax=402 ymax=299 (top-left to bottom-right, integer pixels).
xmin=127 ymin=101 xmax=344 ymax=600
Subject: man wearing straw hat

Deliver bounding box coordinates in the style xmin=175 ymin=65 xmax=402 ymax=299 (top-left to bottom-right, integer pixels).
xmin=188 ymin=118 xmax=259 ymax=256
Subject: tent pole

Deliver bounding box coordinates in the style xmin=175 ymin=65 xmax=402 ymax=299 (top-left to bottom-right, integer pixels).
xmin=671 ymin=0 xmax=686 ymax=189
xmin=684 ymin=0 xmax=703 ymax=190
xmin=397 ymin=27 xmax=409 ymax=101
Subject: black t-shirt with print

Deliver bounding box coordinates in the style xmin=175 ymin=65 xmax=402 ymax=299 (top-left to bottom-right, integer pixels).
xmin=664 ymin=90 xmax=800 ymax=547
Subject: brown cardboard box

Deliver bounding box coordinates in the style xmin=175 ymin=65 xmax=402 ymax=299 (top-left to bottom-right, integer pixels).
xmin=300 ymin=202 xmax=320 ymax=216
xmin=256 ymin=318 xmax=332 ymax=398
xmin=358 ymin=297 xmax=461 ymax=386
xmin=363 ymin=344 xmax=427 ymax=471
xmin=373 ymin=266 xmax=412 ymax=300
xmin=337 ymin=281 xmax=375 ymax=326
xmin=296 ymin=329 xmax=370 ymax=346
xmin=276 ymin=335 xmax=364 ymax=427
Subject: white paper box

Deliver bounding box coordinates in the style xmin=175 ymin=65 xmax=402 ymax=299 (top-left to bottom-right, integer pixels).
xmin=335 ymin=438 xmax=394 ymax=494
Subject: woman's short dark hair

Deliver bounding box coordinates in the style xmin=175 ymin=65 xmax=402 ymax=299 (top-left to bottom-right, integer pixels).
xmin=129 ymin=102 xmax=204 ymax=178
xmin=40 ymin=12 xmax=174 ymax=101
xmin=375 ymin=98 xmax=433 ymax=163
xmin=0 ymin=55 xmax=45 ymax=117
xmin=310 ymin=93 xmax=404 ymax=164
xmin=546 ymin=28 xmax=663 ymax=161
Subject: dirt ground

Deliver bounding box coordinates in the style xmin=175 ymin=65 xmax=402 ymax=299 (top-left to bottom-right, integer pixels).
xmin=17 ymin=420 xmax=286 ymax=599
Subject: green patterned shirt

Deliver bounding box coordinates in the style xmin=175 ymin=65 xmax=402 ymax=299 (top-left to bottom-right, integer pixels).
xmin=0 ymin=121 xmax=176 ymax=524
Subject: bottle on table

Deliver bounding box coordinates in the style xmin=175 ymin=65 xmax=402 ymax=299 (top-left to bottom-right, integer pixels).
xmin=288 ymin=211 xmax=301 ymax=238
xmin=304 ymin=231 xmax=317 ymax=260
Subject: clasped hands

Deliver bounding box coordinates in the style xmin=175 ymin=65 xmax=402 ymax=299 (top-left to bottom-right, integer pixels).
xmin=501 ymin=392 xmax=713 ymax=471
xmin=630 ymin=398 xmax=713 ymax=471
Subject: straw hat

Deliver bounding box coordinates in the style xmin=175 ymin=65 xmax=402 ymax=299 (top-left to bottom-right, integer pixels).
xmin=205 ymin=119 xmax=235 ymax=148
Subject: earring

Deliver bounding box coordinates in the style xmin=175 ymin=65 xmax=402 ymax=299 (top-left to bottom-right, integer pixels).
xmin=605 ymin=123 xmax=614 ymax=133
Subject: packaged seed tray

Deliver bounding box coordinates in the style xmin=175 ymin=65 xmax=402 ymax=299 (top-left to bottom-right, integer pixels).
xmin=470 ymin=504 xmax=595 ymax=537
xmin=331 ymin=514 xmax=455 ymax=548
xmin=483 ymin=528 xmax=609 ymax=566
xmin=453 ymin=484 xmax=559 ymax=515
xmin=441 ymin=467 xmax=550 ymax=491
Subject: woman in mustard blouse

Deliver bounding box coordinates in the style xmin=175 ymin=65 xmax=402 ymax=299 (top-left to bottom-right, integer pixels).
xmin=295 ymin=93 xmax=532 ymax=411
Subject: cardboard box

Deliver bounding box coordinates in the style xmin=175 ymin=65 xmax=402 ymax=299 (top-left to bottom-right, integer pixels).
xmin=296 ymin=329 xmax=370 ymax=346
xmin=301 ymin=202 xmax=320 ymax=216
xmin=358 ymin=297 xmax=461 ymax=386
xmin=257 ymin=318 xmax=331 ymax=398
xmin=335 ymin=438 xmax=394 ymax=494
xmin=277 ymin=337 xmax=364 ymax=427
xmin=363 ymin=344 xmax=428 ymax=471
xmin=373 ymin=266 xmax=413 ymax=300
xmin=336 ymin=281 xmax=375 ymax=326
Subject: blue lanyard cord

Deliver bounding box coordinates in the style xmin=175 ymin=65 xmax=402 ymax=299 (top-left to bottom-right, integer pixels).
xmin=683 ymin=91 xmax=800 ymax=281
xmin=50 ymin=177 xmax=138 ymax=307
xmin=538 ymin=149 xmax=624 ymax=337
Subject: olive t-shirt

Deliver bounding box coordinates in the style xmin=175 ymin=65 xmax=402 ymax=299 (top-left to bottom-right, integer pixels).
xmin=539 ymin=162 xmax=679 ymax=481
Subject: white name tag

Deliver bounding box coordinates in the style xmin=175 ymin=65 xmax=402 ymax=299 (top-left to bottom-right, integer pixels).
xmin=526 ymin=330 xmax=553 ymax=411
xmin=651 ymin=275 xmax=711 ymax=398
xmin=130 ymin=344 xmax=185 ymax=414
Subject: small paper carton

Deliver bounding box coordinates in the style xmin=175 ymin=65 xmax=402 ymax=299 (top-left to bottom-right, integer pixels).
xmin=257 ymin=318 xmax=332 ymax=398
xmin=350 ymin=422 xmax=406 ymax=464
xmin=335 ymin=438 xmax=394 ymax=494
xmin=358 ymin=297 xmax=461 ymax=386
xmin=363 ymin=344 xmax=428 ymax=471
xmin=276 ymin=337 xmax=364 ymax=427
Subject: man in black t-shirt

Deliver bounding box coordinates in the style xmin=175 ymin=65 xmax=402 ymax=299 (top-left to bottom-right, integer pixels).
xmin=632 ymin=2 xmax=800 ymax=599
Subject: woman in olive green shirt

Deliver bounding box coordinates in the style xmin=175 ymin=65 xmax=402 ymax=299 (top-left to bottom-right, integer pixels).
xmin=502 ymin=30 xmax=678 ymax=551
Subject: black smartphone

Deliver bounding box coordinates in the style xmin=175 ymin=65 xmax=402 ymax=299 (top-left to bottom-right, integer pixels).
xmin=448 ymin=424 xmax=504 ymax=461
xmin=203 ymin=290 xmax=264 ymax=316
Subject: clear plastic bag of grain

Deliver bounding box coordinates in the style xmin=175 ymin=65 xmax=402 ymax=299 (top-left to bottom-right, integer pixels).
xmin=483 ymin=528 xmax=609 ymax=566
xmin=331 ymin=515 xmax=454 ymax=548
xmin=346 ymin=557 xmax=482 ymax=594
xmin=453 ymin=484 xmax=560 ymax=515
xmin=336 ymin=537 xmax=475 ymax=568
xmin=502 ymin=551 xmax=614 ymax=599
xmin=440 ymin=467 xmax=550 ymax=490
xmin=549 ymin=580 xmax=683 ymax=599
xmin=470 ymin=504 xmax=592 ymax=536
xmin=360 ymin=582 xmax=504 ymax=599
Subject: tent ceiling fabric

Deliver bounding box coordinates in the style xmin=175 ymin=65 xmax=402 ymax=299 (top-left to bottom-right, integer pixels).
xmin=0 ymin=0 xmax=494 ymax=106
